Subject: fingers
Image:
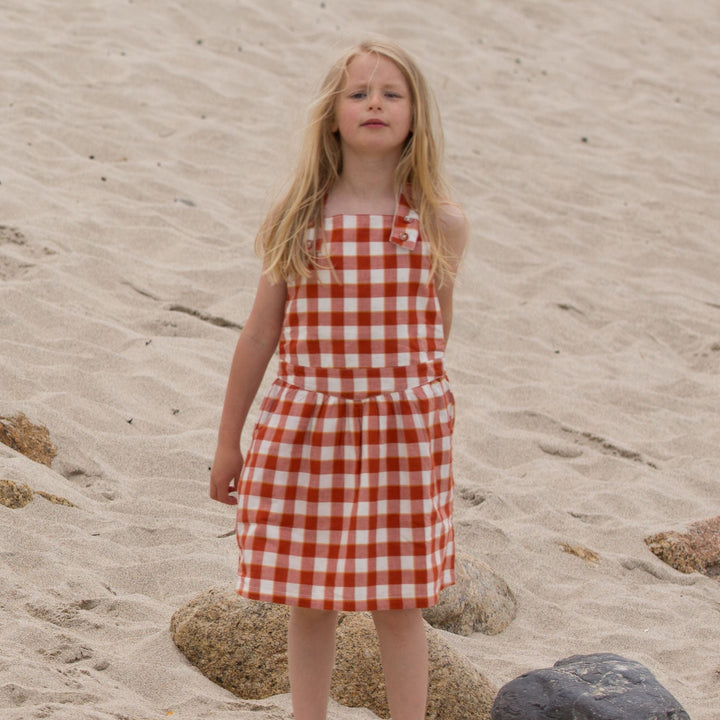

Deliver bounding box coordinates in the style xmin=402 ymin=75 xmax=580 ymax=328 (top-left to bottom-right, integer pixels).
xmin=210 ymin=467 xmax=239 ymax=505
xmin=209 ymin=470 xmax=239 ymax=506
xmin=209 ymin=448 xmax=243 ymax=505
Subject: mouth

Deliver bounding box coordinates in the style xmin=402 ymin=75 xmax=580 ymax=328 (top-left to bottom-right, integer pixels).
xmin=361 ymin=120 xmax=387 ymax=127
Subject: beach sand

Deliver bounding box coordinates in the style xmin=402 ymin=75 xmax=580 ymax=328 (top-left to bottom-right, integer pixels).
xmin=1 ymin=1 xmax=719 ymax=718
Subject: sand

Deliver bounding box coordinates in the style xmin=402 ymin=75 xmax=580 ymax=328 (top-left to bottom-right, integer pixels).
xmin=1 ymin=0 xmax=719 ymax=718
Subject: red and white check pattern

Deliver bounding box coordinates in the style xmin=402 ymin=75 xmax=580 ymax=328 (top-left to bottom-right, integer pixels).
xmin=236 ymin=196 xmax=455 ymax=611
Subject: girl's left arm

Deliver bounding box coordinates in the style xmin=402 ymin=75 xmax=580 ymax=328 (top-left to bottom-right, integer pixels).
xmin=435 ymin=202 xmax=469 ymax=343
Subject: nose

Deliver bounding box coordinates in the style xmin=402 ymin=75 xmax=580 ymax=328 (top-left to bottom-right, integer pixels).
xmin=367 ymin=90 xmax=383 ymax=109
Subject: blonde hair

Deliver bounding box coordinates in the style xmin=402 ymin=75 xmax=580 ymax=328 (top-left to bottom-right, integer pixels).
xmin=259 ymin=38 xmax=454 ymax=284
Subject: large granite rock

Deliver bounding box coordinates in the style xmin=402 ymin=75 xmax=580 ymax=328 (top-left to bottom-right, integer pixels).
xmin=491 ymin=652 xmax=690 ymax=720
xmin=646 ymin=516 xmax=720 ymax=579
xmin=422 ymin=552 xmax=517 ymax=636
xmin=171 ymin=588 xmax=496 ymax=720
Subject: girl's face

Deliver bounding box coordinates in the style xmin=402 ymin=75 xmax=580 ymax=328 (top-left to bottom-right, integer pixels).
xmin=332 ymin=52 xmax=413 ymax=161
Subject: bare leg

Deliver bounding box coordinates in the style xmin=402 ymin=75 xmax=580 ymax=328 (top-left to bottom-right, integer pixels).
xmin=288 ymin=607 xmax=339 ymax=720
xmin=372 ymin=608 xmax=429 ymax=720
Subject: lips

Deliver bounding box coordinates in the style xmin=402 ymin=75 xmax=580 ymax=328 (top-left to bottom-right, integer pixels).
xmin=361 ymin=119 xmax=387 ymax=127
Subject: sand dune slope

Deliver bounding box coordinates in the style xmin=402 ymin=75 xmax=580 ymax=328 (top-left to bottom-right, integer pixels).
xmin=1 ymin=1 xmax=719 ymax=718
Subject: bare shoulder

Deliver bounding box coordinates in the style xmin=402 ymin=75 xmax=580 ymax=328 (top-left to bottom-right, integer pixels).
xmin=438 ymin=200 xmax=466 ymax=226
xmin=438 ymin=201 xmax=469 ymax=256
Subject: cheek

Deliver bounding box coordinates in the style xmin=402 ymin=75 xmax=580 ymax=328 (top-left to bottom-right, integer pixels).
xmin=332 ymin=103 xmax=351 ymax=134
xmin=401 ymin=110 xmax=413 ymax=136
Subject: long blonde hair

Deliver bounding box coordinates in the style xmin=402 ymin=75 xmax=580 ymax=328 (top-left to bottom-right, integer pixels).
xmin=259 ymin=38 xmax=454 ymax=284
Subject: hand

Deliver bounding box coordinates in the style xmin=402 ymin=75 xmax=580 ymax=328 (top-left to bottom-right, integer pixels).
xmin=209 ymin=444 xmax=244 ymax=505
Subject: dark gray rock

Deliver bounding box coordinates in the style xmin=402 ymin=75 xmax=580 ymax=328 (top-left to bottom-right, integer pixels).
xmin=491 ymin=652 xmax=690 ymax=720
xmin=422 ymin=552 xmax=517 ymax=636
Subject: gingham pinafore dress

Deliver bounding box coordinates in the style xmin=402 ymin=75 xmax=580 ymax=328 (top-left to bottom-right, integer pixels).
xmin=235 ymin=194 xmax=455 ymax=611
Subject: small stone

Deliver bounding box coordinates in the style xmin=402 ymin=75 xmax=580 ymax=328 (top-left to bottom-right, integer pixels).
xmin=35 ymin=490 xmax=76 ymax=507
xmin=0 ymin=412 xmax=57 ymax=466
xmin=0 ymin=479 xmax=34 ymax=508
xmin=560 ymin=543 xmax=600 ymax=566
xmin=0 ymin=479 xmax=75 ymax=509
xmin=491 ymin=653 xmax=690 ymax=720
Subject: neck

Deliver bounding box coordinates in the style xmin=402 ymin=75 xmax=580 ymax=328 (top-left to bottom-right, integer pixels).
xmin=328 ymin=149 xmax=401 ymax=215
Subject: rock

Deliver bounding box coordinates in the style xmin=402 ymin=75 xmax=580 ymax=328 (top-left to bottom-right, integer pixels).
xmin=560 ymin=543 xmax=600 ymax=566
xmin=34 ymin=490 xmax=76 ymax=507
xmin=646 ymin=516 xmax=720 ymax=578
xmin=0 ymin=479 xmax=76 ymax=509
xmin=0 ymin=479 xmax=34 ymax=508
xmin=491 ymin=652 xmax=690 ymax=720
xmin=422 ymin=552 xmax=517 ymax=636
xmin=333 ymin=611 xmax=496 ymax=719
xmin=171 ymin=588 xmax=496 ymax=720
xmin=0 ymin=412 xmax=57 ymax=466
xmin=172 ymin=592 xmax=290 ymax=699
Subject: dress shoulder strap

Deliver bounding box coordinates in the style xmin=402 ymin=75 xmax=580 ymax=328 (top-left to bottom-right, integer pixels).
xmin=389 ymin=191 xmax=420 ymax=250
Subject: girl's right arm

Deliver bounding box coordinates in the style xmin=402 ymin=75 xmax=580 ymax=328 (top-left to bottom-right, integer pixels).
xmin=209 ymin=272 xmax=287 ymax=505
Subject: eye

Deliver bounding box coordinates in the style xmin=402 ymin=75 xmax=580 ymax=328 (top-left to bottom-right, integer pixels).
xmin=349 ymin=91 xmax=366 ymax=99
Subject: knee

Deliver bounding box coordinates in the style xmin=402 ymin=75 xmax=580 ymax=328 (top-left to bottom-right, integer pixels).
xmin=371 ymin=608 xmax=424 ymax=637
xmin=290 ymin=606 xmax=339 ymax=629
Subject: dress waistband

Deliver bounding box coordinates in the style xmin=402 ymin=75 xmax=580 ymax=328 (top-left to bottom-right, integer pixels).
xmin=277 ymin=360 xmax=446 ymax=400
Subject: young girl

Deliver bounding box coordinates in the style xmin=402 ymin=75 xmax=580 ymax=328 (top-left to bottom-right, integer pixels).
xmin=210 ymin=38 xmax=467 ymax=720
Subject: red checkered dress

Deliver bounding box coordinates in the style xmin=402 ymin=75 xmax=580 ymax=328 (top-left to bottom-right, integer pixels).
xmin=235 ymin=194 xmax=455 ymax=611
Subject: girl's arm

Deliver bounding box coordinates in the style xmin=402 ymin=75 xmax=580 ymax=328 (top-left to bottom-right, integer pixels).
xmin=209 ymin=272 xmax=287 ymax=505
xmin=435 ymin=203 xmax=469 ymax=342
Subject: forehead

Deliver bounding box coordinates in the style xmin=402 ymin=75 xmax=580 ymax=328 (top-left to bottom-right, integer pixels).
xmin=343 ymin=52 xmax=409 ymax=87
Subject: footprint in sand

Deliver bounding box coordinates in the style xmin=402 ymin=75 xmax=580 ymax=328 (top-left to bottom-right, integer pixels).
xmin=0 ymin=225 xmax=57 ymax=280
